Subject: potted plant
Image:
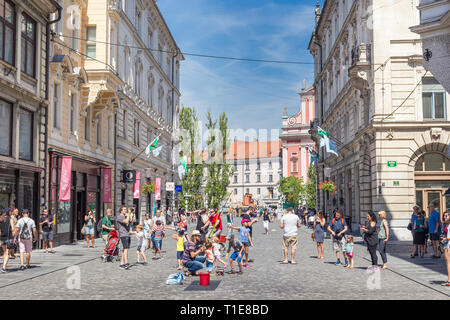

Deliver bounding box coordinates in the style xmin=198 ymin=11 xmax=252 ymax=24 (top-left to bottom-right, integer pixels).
xmin=141 ymin=183 xmax=156 ymax=195
xmin=319 ymin=181 xmax=336 ymax=195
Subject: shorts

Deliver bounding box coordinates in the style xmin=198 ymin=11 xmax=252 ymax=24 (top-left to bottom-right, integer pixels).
xmin=263 ymin=221 xmax=269 ymax=229
xmin=19 ymin=239 xmax=33 ymax=253
xmin=0 ymin=238 xmax=9 ymax=246
xmin=153 ymin=239 xmax=162 ymax=250
xmin=230 ymin=252 xmax=243 ymax=262
xmin=429 ymin=233 xmax=440 ymax=241
xmin=333 ymin=236 xmax=347 ymax=252
xmin=136 ymin=244 xmax=145 ymax=253
xmin=241 ymin=242 xmax=250 ymax=247
xmin=346 ymin=252 xmax=353 ymax=258
xmin=84 ymin=226 xmax=94 ymax=235
xmin=120 ymin=236 xmax=131 ymax=249
xmin=206 ymin=261 xmax=214 ymax=272
xmin=42 ymin=231 xmax=53 ymax=242
xmin=282 ymin=236 xmax=298 ymax=250
xmin=177 ymin=251 xmax=184 ymax=260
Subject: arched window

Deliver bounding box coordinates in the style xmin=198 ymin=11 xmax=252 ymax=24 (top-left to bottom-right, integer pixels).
xmin=415 ymin=153 xmax=450 ymax=172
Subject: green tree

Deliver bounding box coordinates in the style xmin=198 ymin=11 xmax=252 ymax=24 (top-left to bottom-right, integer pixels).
xmin=304 ymin=165 xmax=317 ymax=208
xmin=278 ymin=176 xmax=304 ymax=209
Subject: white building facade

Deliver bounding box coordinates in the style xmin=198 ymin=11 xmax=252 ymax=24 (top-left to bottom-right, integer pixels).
xmin=309 ymin=0 xmax=450 ymax=240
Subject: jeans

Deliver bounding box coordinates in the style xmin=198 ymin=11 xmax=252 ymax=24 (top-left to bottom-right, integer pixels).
xmin=378 ymin=239 xmax=388 ymax=264
xmin=367 ymin=244 xmax=378 ymax=266
xmin=206 ymin=261 xmax=214 ymax=272
xmin=183 ymin=256 xmax=206 ymax=273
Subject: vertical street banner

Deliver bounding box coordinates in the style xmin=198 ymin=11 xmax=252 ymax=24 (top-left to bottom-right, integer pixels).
xmin=133 ymin=171 xmax=141 ymax=199
xmin=58 ymin=157 xmax=72 ymax=202
xmin=102 ymin=168 xmax=112 ymax=203
xmin=155 ymin=177 xmax=161 ymax=200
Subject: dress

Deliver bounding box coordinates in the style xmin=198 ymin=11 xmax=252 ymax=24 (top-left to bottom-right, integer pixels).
xmin=314 ymin=219 xmax=325 ymax=243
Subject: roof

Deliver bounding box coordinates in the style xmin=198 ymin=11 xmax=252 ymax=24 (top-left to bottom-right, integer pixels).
xmin=225 ymin=140 xmax=282 ymax=160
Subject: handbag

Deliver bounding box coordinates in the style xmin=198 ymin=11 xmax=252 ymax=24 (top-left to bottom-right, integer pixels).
xmin=311 ymin=232 xmax=315 ymax=241
xmin=81 ymin=224 xmax=86 ymax=235
xmin=6 ymin=221 xmax=16 ymax=250
xmin=407 ymin=223 xmax=412 ymax=231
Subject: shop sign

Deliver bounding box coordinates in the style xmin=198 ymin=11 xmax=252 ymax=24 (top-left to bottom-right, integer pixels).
xmin=387 ymin=161 xmax=397 ymax=168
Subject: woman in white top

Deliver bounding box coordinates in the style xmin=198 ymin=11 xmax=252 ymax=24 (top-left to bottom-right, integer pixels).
xmin=442 ymin=211 xmax=450 ymax=287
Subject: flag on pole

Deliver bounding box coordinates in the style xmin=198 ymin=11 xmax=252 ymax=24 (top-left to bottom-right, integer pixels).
xmin=180 ymin=156 xmax=187 ymax=173
xmin=178 ymin=165 xmax=185 ymax=180
xmin=317 ymin=126 xmax=329 ymax=137
xmin=145 ymin=136 xmax=159 ymax=157
xmin=152 ymin=146 xmax=163 ymax=157
xmin=327 ymin=139 xmax=339 ymax=156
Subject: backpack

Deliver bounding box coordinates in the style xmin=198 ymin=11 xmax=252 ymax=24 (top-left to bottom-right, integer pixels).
xmin=97 ymin=218 xmax=104 ymax=232
xmin=19 ymin=219 xmax=32 ymax=240
xmin=331 ymin=217 xmax=345 ymax=234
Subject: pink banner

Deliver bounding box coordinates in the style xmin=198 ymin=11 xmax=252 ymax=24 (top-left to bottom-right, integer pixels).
xmin=58 ymin=157 xmax=72 ymax=202
xmin=102 ymin=168 xmax=112 ymax=203
xmin=155 ymin=177 xmax=161 ymax=200
xmin=133 ymin=171 xmax=141 ymax=199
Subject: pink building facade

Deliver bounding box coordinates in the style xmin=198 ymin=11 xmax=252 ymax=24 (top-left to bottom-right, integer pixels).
xmin=280 ymin=87 xmax=315 ymax=182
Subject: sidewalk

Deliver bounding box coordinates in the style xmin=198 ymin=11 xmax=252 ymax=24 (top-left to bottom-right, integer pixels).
xmin=300 ymin=226 xmax=450 ymax=297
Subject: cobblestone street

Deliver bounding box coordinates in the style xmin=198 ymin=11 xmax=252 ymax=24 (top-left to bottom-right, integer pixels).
xmin=0 ymin=221 xmax=448 ymax=300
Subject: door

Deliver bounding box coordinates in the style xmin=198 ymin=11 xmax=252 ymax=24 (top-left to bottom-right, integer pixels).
xmin=75 ymin=191 xmax=86 ymax=241
xmin=425 ymin=190 xmax=442 ymax=218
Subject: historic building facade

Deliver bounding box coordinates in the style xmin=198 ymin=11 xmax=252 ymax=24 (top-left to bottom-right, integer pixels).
xmin=280 ymin=86 xmax=316 ymax=182
xmin=309 ymin=0 xmax=450 ymax=240
xmin=0 ymin=0 xmax=60 ymax=225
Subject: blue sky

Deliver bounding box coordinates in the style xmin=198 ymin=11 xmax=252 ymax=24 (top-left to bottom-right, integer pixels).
xmin=158 ymin=0 xmax=323 ymax=140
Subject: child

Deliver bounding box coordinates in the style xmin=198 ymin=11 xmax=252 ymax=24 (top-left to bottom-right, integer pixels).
xmin=226 ymin=234 xmax=244 ymax=274
xmin=131 ymin=225 xmax=148 ymax=265
xmin=345 ymin=235 xmax=354 ymax=269
xmin=229 ymin=219 xmax=254 ymax=267
xmin=171 ymin=230 xmax=185 ymax=270
xmin=151 ymin=220 xmax=165 ymax=260
xmin=212 ymin=236 xmax=227 ymax=268
xmin=205 ymin=242 xmax=215 ymax=273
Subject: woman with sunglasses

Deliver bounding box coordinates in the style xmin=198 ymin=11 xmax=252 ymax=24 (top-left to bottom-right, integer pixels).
xmin=441 ymin=211 xmax=450 ymax=286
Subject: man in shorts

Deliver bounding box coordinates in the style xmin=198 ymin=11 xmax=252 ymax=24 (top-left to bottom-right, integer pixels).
xmin=14 ymin=209 xmax=37 ymax=270
xmin=280 ymin=207 xmax=301 ymax=264
xmin=116 ymin=205 xmax=135 ymax=269
xmin=39 ymin=208 xmax=54 ymax=253
xmin=327 ymin=210 xmax=348 ymax=266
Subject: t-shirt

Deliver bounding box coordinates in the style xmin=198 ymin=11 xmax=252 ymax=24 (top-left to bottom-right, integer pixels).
xmin=411 ymin=213 xmax=418 ymax=233
xmin=206 ymin=249 xmax=214 ymax=263
xmin=40 ymin=215 xmax=53 ymax=233
xmin=346 ymin=243 xmax=353 ymax=253
xmin=263 ymin=211 xmax=270 ymax=221
xmin=85 ymin=216 xmax=94 ymax=228
xmin=238 ymin=226 xmax=250 ymax=243
xmin=101 ymin=216 xmax=112 ymax=235
xmin=428 ymin=210 xmax=441 ymax=234
xmin=281 ymin=214 xmax=300 ymax=237
xmin=151 ymin=225 xmax=164 ymax=241
xmin=176 ymin=236 xmax=184 ymax=251
xmin=16 ymin=217 xmax=36 ymax=240
xmin=116 ymin=214 xmax=130 ymax=237
xmin=330 ymin=217 xmax=347 ymax=236
xmin=136 ymin=231 xmax=144 ymax=247
xmin=212 ymin=242 xmax=221 ymax=256
xmin=209 ymin=214 xmax=222 ymax=231
xmin=227 ymin=239 xmax=243 ymax=253
xmin=182 ymin=241 xmax=199 ymax=263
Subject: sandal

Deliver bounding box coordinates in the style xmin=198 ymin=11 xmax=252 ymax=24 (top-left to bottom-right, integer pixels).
xmin=280 ymin=261 xmax=288 ymax=264
xmin=440 ymin=282 xmax=450 ymax=286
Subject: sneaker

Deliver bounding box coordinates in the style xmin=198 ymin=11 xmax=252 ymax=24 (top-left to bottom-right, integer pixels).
xmin=343 ymin=260 xmax=348 ymax=267
xmin=119 ymin=264 xmax=126 ymax=269
xmin=142 ymin=262 xmax=148 ymax=265
xmin=1 ymin=268 xmax=6 ymax=273
xmin=19 ymin=265 xmax=26 ymax=271
xmin=335 ymin=260 xmax=341 ymax=265
xmin=245 ymin=263 xmax=249 ymax=268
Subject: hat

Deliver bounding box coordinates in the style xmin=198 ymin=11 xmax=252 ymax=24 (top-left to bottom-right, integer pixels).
xmin=191 ymin=230 xmax=201 ymax=237
xmin=241 ymin=219 xmax=249 ymax=224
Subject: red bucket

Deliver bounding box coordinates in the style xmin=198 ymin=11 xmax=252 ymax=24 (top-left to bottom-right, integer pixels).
xmin=219 ymin=235 xmax=226 ymax=243
xmin=199 ymin=272 xmax=210 ymax=286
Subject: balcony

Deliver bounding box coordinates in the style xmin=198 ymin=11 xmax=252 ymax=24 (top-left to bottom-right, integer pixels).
xmin=108 ymin=0 xmax=122 ymax=20
xmin=348 ymin=43 xmax=371 ymax=92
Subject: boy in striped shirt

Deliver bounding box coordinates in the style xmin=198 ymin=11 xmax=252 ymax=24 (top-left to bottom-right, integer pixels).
xmin=151 ymin=220 xmax=165 ymax=259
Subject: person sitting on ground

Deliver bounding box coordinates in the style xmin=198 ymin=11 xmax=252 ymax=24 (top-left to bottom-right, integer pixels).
xmin=182 ymin=230 xmax=206 ymax=276
xmin=226 ymin=233 xmax=244 ymax=274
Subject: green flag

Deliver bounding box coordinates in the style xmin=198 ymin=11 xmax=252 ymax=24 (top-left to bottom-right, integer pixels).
xmin=317 ymin=126 xmax=329 ymax=137
xmin=145 ymin=137 xmax=159 ymax=157
xmin=180 ymin=156 xmax=187 ymax=173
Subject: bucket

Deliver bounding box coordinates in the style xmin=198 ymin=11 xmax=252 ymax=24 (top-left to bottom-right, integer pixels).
xmin=199 ymin=272 xmax=210 ymax=286
xmin=219 ymin=235 xmax=226 ymax=243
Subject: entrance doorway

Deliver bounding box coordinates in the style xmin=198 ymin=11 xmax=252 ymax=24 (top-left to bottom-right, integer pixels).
xmin=72 ymin=191 xmax=86 ymax=242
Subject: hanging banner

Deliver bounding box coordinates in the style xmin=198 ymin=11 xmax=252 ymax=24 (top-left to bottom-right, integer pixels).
xmin=133 ymin=171 xmax=141 ymax=199
xmin=155 ymin=177 xmax=161 ymax=200
xmin=58 ymin=157 xmax=72 ymax=202
xmin=102 ymin=168 xmax=112 ymax=203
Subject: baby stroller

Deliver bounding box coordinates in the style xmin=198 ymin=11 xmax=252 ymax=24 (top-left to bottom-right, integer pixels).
xmin=102 ymin=230 xmax=120 ymax=263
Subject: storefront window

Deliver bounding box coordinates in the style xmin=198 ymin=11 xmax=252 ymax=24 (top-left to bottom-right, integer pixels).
xmin=0 ymin=99 xmax=12 ymax=156
xmin=57 ymin=202 xmax=71 ymax=234
xmin=18 ymin=108 xmax=33 ymax=161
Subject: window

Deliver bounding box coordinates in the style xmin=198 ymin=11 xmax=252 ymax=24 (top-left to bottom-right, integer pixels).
xmin=257 ymin=188 xmax=260 ymax=195
xmin=246 ymin=188 xmax=250 ymax=194
xmin=70 ymin=8 xmax=79 ymax=51
xmin=86 ymin=26 xmax=96 ymax=58
xmin=0 ymin=0 xmax=15 ymax=65
xmin=84 ymin=107 xmax=91 ymax=141
xmin=245 ymin=174 xmax=250 ymax=183
xmin=422 ymin=77 xmax=446 ymax=120
xmin=122 ymin=110 xmax=126 ymax=138
xmin=69 ymin=93 xmax=77 ymax=134
xmin=269 ymin=175 xmax=273 ymax=182
xmin=134 ymin=118 xmax=140 ymax=146
xmin=245 ymin=160 xmax=249 ymax=171
xmin=21 ymin=14 xmax=35 ymax=77
xmin=234 ymin=188 xmax=238 ymax=195
xmin=415 ymin=153 xmax=450 ymax=172
xmin=96 ymin=113 xmax=102 ymax=146
xmin=269 ymin=161 xmax=272 ymax=169
xmin=291 ymin=160 xmax=298 ymax=173
xmin=107 ymin=116 xmax=112 ymax=149
xmin=53 ymin=84 xmax=60 ymax=128
xmin=18 ymin=108 xmax=33 ymax=160
xmin=256 ymin=160 xmax=261 ymax=170
xmin=256 ymin=174 xmax=261 ymax=183
xmin=233 ymin=176 xmax=237 ymax=184
xmin=0 ymin=99 xmax=12 ymax=156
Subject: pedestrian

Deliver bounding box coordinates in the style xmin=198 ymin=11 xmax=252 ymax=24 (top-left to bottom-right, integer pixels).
xmin=171 ymin=230 xmax=185 ymax=270
xmin=412 ymin=210 xmax=427 ymax=258
xmin=151 ymin=220 xmax=165 ymax=259
xmin=360 ymin=210 xmax=379 ymax=271
xmin=441 ymin=212 xmax=450 ymax=286
xmin=84 ymin=208 xmax=96 ymax=248
xmin=313 ymin=210 xmax=326 ymax=259
xmin=9 ymin=208 xmax=19 ymax=259
xmin=14 ymin=209 xmax=37 ymax=271
xmin=0 ymin=208 xmax=14 ymax=273
xmin=229 ymin=219 xmax=255 ymax=267
xmin=205 ymin=242 xmax=215 ymax=273
xmin=132 ymin=225 xmax=147 ymax=265
xmin=101 ymin=209 xmax=115 ymax=245
xmin=39 ymin=208 xmax=55 ymax=253
xmin=279 ymin=207 xmax=301 ymax=264
xmin=345 ymin=235 xmax=354 ymax=269
xmin=182 ymin=230 xmax=206 ymax=276
xmin=427 ymin=203 xmax=442 ymax=259
xmin=327 ymin=209 xmax=349 ymax=266
xmin=409 ymin=205 xmax=420 ymax=257
xmin=225 ymin=233 xmax=244 ymax=274
xmin=262 ymin=208 xmax=271 ymax=235
xmin=208 ymin=208 xmax=223 ymax=238
xmin=197 ymin=209 xmax=210 ymax=243
xmin=377 ymin=210 xmax=389 ymax=269
xmin=117 ymin=205 xmax=135 ymax=270
xmin=143 ymin=213 xmax=152 ymax=250
xmin=212 ymin=236 xmax=227 ymax=268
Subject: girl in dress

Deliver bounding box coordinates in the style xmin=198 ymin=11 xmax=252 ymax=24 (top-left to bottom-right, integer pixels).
xmin=345 ymin=235 xmax=354 ymax=269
